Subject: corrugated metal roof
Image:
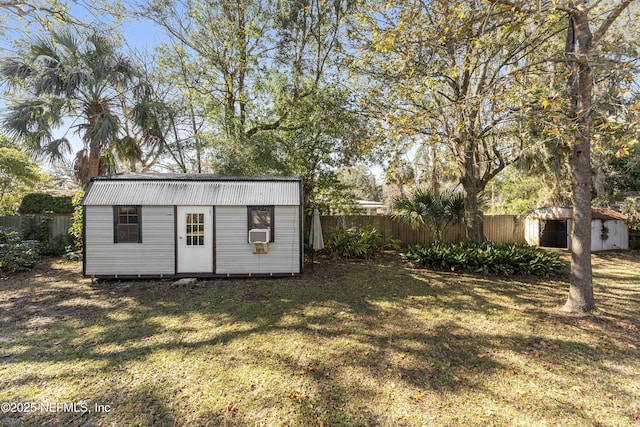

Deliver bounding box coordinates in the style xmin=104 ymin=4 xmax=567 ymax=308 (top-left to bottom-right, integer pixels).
xmin=82 ymin=175 xmax=301 ymax=206
xmin=592 ymin=208 xmax=627 ymax=221
xmin=527 ymin=207 xmax=574 ymax=220
xmin=527 ymin=207 xmax=627 ymax=221
xmin=92 ymin=173 xmax=300 ymax=182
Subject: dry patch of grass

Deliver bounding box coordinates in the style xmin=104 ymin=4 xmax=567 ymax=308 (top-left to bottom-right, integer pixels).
xmin=0 ymin=251 xmax=639 ymax=426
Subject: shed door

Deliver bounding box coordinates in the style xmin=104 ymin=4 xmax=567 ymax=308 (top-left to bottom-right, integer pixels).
xmin=540 ymin=219 xmax=568 ymax=248
xmin=177 ymin=206 xmax=214 ymax=273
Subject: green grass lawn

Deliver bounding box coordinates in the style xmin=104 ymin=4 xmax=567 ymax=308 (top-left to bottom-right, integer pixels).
xmin=1 ymin=251 xmax=639 ymax=426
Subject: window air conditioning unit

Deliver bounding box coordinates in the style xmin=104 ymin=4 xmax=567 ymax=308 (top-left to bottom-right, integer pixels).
xmin=248 ymin=228 xmax=270 ymax=243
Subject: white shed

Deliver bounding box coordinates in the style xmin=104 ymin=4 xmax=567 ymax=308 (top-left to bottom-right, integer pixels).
xmin=81 ymin=174 xmax=303 ymax=278
xmin=524 ymin=207 xmax=628 ymax=251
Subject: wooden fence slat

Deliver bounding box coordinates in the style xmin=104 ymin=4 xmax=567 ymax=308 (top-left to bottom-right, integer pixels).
xmin=0 ymin=217 xmax=21 ymax=230
xmin=0 ymin=215 xmax=73 ymax=241
xmin=310 ymin=214 xmax=525 ymax=247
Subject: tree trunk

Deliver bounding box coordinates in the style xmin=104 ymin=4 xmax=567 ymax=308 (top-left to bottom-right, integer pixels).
xmin=86 ymin=140 xmax=102 ymax=184
xmin=462 ymin=180 xmax=484 ymax=242
xmin=567 ymin=140 xmax=594 ymax=311
xmin=187 ymin=104 xmax=202 ymax=173
xmin=430 ymin=146 xmax=441 ymax=193
xmin=563 ymin=12 xmax=594 ymax=312
xmin=460 ymin=147 xmax=484 ymax=243
xmin=238 ymin=5 xmax=248 ymax=129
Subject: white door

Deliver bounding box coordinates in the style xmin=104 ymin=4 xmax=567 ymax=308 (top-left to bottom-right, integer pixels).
xmin=177 ymin=206 xmax=213 ymax=273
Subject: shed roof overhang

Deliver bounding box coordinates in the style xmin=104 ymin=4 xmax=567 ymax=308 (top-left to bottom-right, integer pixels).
xmin=81 ymin=174 xmax=302 ymax=206
xmin=526 ymin=206 xmax=627 ymax=221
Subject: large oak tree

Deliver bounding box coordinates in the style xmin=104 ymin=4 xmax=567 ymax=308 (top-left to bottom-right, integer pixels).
xmin=351 ymin=0 xmax=556 ymax=242
xmin=489 ymin=0 xmax=636 ymax=312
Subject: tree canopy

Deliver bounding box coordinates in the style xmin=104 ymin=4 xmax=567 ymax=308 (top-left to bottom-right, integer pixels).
xmin=1 ymin=28 xmax=174 ymax=185
xmin=350 ymin=0 xmax=557 ymax=242
xmin=0 ymin=136 xmax=46 ymax=215
xmin=138 ymin=0 xmax=372 ymax=209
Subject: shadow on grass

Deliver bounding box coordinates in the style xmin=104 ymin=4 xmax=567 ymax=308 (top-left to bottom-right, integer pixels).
xmin=1 ymin=254 xmax=639 ymax=425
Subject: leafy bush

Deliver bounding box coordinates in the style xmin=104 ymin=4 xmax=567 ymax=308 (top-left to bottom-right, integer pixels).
xmin=69 ymin=190 xmax=84 ymax=250
xmin=401 ymin=242 xmax=568 ymax=276
xmin=18 ymin=193 xmax=74 ymax=214
xmin=20 ymin=216 xmax=72 ymax=256
xmin=325 ymin=226 xmax=399 ymax=259
xmin=622 ymin=197 xmax=640 ymax=231
xmin=0 ymin=227 xmax=41 ymax=272
xmin=40 ymin=234 xmax=74 ymax=256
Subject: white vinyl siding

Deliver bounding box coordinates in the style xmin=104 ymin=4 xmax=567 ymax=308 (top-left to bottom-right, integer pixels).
xmin=85 ymin=206 xmax=175 ymax=276
xmin=216 ymin=206 xmax=300 ymax=275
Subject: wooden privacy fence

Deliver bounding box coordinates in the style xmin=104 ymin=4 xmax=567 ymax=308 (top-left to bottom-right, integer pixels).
xmin=313 ymin=214 xmax=526 ymax=246
xmin=0 ymin=215 xmax=73 ymax=241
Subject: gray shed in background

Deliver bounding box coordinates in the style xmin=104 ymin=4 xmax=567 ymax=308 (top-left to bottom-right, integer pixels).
xmin=524 ymin=207 xmax=628 ymax=251
xmin=81 ymin=174 xmax=303 ymax=278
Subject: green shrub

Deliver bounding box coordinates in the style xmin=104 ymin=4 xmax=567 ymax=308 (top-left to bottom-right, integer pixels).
xmin=325 ymin=226 xmax=398 ymax=259
xmin=20 ymin=216 xmax=72 ymax=256
xmin=69 ymin=191 xmax=84 ymax=250
xmin=18 ymin=193 xmax=74 ymax=214
xmin=0 ymin=227 xmax=41 ymax=272
xmin=39 ymin=234 xmax=73 ymax=256
xmin=401 ymin=242 xmax=569 ymax=276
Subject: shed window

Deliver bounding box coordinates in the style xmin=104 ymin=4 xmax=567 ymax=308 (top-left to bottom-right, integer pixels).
xmin=248 ymin=206 xmax=274 ymax=242
xmin=114 ymin=206 xmax=142 ymax=243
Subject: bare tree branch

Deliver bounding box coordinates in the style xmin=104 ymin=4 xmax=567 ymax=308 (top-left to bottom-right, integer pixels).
xmin=593 ymin=0 xmax=635 ymax=45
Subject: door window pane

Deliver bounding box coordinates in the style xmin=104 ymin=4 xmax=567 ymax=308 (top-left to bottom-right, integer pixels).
xmin=186 ymin=213 xmax=205 ymax=246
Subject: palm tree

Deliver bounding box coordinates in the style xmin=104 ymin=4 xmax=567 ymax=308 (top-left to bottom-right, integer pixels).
xmin=1 ymin=29 xmax=137 ymax=184
xmin=393 ymin=187 xmax=466 ymax=243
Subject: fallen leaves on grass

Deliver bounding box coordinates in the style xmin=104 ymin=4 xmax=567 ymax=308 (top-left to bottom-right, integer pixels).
xmin=288 ymin=391 xmax=302 ymax=403
xmin=410 ymin=392 xmax=423 ymax=402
